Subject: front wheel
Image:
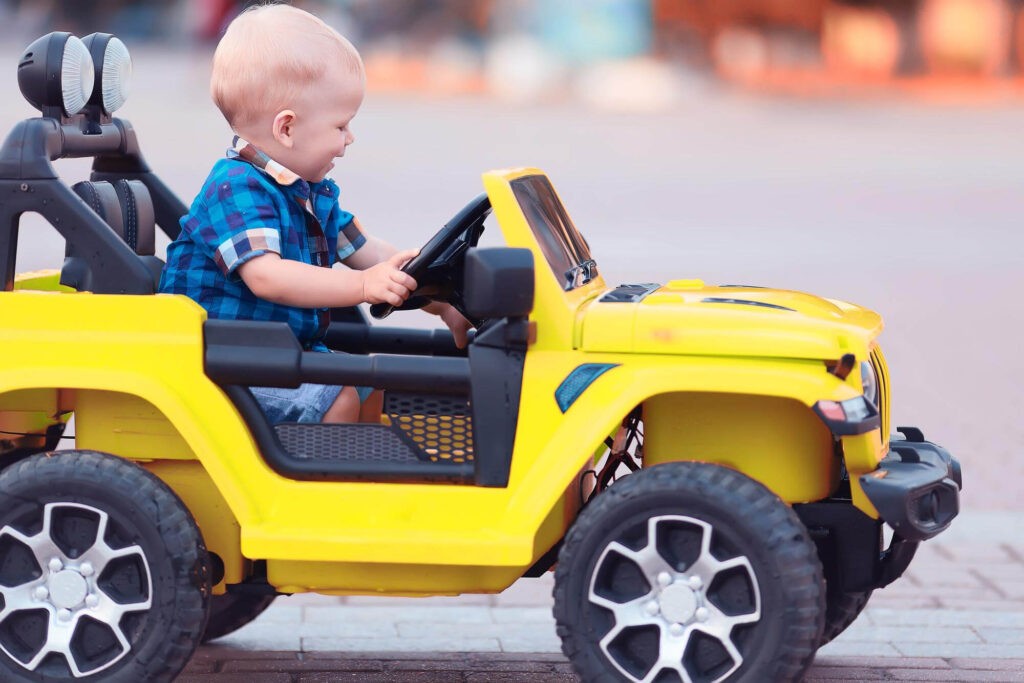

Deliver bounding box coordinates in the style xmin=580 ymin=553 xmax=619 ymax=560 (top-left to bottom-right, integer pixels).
xmin=0 ymin=451 xmax=211 ymax=682
xmin=201 ymin=593 xmax=276 ymax=643
xmin=554 ymin=462 xmax=824 ymax=682
xmin=822 ymin=588 xmax=872 ymax=645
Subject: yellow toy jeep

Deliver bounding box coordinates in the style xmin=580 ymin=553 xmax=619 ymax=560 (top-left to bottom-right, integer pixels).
xmin=0 ymin=33 xmax=962 ymax=683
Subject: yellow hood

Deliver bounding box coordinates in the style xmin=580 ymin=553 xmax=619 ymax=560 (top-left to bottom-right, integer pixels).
xmin=577 ymin=280 xmax=883 ymax=359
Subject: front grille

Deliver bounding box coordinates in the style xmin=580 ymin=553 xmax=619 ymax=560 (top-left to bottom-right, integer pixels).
xmin=870 ymin=345 xmax=890 ymax=447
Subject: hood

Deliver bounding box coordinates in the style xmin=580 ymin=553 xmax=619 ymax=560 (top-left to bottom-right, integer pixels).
xmin=577 ymin=280 xmax=883 ymax=359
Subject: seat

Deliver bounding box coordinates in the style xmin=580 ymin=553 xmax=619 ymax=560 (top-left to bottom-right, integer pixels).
xmin=61 ymin=179 xmax=164 ymax=291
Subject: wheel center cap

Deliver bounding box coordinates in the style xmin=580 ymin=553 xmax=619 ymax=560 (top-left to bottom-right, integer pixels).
xmin=48 ymin=570 xmax=88 ymax=609
xmin=659 ymin=583 xmax=698 ymax=624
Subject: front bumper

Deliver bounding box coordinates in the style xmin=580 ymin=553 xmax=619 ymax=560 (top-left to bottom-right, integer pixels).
xmin=859 ymin=427 xmax=962 ymax=542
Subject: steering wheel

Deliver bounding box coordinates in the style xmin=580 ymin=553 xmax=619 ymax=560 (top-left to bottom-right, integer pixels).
xmin=369 ymin=193 xmax=491 ymax=325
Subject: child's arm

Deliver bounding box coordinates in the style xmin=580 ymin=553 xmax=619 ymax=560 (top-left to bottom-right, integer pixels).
xmin=238 ymin=250 xmax=418 ymax=308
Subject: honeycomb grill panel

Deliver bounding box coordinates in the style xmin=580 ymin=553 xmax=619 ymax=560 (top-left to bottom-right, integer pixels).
xmin=385 ymin=393 xmax=474 ymax=464
xmin=275 ymin=424 xmax=425 ymax=463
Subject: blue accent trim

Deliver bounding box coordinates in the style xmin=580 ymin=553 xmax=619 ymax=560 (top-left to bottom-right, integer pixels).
xmin=555 ymin=363 xmax=618 ymax=413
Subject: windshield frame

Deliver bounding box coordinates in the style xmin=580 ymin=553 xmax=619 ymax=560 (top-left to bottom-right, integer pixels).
xmin=509 ymin=175 xmax=597 ymax=292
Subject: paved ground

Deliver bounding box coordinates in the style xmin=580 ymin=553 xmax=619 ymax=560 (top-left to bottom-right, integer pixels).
xmin=179 ymin=510 xmax=1024 ymax=682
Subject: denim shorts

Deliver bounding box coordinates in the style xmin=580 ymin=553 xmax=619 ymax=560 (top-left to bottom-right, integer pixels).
xmin=250 ymin=383 xmax=374 ymax=424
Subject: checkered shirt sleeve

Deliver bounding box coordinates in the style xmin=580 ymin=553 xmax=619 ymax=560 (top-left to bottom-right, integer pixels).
xmin=200 ymin=164 xmax=284 ymax=278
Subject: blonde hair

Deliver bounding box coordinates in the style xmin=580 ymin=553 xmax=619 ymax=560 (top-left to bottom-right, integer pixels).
xmin=210 ymin=3 xmax=363 ymax=128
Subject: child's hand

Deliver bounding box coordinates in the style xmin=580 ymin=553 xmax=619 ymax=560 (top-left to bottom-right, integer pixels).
xmin=439 ymin=305 xmax=473 ymax=348
xmin=423 ymin=302 xmax=473 ymax=348
xmin=360 ymin=249 xmax=419 ymax=306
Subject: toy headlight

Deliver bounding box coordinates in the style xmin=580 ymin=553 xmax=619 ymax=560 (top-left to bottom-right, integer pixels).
xmin=17 ymin=32 xmax=95 ymax=118
xmin=83 ymin=33 xmax=132 ymax=115
xmin=861 ymin=360 xmax=879 ymax=407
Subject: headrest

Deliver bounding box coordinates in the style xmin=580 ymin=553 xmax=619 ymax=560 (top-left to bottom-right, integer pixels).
xmin=71 ymin=179 xmax=155 ymax=256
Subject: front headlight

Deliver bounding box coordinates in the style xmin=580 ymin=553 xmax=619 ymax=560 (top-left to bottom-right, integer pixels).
xmin=860 ymin=360 xmax=879 ymax=407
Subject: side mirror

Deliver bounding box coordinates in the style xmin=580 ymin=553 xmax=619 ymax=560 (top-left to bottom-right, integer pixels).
xmin=463 ymin=247 xmax=534 ymax=319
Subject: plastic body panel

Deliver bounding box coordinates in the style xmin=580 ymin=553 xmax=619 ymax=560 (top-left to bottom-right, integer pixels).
xmin=644 ymin=391 xmax=838 ymax=502
xmin=0 ymin=166 xmax=931 ymax=598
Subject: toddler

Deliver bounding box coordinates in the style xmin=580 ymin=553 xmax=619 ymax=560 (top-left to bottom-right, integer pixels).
xmin=160 ymin=3 xmax=470 ymax=424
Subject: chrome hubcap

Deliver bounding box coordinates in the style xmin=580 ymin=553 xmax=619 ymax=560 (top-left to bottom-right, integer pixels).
xmin=48 ymin=570 xmax=88 ymax=610
xmin=0 ymin=502 xmax=153 ymax=678
xmin=587 ymin=514 xmax=761 ymax=683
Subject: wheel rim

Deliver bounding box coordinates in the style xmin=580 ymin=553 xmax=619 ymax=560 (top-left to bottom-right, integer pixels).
xmin=587 ymin=514 xmax=761 ymax=683
xmin=0 ymin=502 xmax=153 ymax=678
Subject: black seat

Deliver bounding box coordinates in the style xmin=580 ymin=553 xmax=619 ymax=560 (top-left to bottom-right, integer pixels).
xmin=61 ymin=179 xmax=164 ymax=291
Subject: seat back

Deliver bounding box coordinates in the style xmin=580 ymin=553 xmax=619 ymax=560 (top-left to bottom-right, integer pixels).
xmin=61 ymin=179 xmax=163 ymax=290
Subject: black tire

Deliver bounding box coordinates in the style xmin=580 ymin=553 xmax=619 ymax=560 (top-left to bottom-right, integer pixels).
xmin=0 ymin=451 xmax=212 ymax=682
xmin=821 ymin=588 xmax=872 ymax=645
xmin=554 ymin=462 xmax=824 ymax=683
xmin=816 ymin=511 xmax=877 ymax=645
xmin=201 ymin=593 xmax=276 ymax=643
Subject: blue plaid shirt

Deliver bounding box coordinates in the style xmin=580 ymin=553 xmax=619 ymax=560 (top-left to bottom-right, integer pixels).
xmin=159 ymin=139 xmax=366 ymax=350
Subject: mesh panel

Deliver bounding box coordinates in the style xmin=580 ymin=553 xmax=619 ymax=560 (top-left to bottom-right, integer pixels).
xmin=275 ymin=424 xmax=425 ymax=464
xmin=385 ymin=393 xmax=474 ymax=464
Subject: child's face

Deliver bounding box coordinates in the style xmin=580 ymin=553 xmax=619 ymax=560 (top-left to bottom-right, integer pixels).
xmin=280 ymin=64 xmax=364 ymax=183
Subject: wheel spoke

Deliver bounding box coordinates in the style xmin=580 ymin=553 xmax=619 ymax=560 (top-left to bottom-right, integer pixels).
xmin=0 ymin=525 xmax=63 ymax=568
xmin=641 ymin=626 xmax=693 ymax=683
xmin=92 ymin=583 xmax=152 ymax=624
xmin=713 ymin=555 xmax=755 ymax=576
xmin=682 ymin=521 xmax=719 ymax=584
xmin=717 ymin=633 xmax=744 ymax=678
xmin=22 ymin=616 xmax=74 ymax=675
xmin=593 ymin=592 xmax=661 ymax=653
xmin=0 ymin=581 xmax=42 ymax=624
xmin=606 ymin=538 xmax=675 ymax=587
xmin=685 ymin=622 xmax=745 ymax=682
xmin=81 ymin=541 xmax=148 ymax=581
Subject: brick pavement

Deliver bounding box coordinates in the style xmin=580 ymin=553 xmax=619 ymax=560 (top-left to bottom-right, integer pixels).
xmin=177 ymin=510 xmax=1024 ymax=682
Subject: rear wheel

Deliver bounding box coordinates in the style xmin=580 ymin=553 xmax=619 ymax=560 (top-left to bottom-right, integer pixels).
xmin=0 ymin=451 xmax=211 ymax=682
xmin=554 ymin=462 xmax=824 ymax=682
xmin=201 ymin=593 xmax=276 ymax=643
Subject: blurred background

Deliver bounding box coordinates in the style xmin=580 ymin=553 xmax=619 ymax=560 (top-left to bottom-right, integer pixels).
xmin=0 ymin=0 xmax=1020 ymax=512
xmin=9 ymin=0 xmax=1024 ymax=103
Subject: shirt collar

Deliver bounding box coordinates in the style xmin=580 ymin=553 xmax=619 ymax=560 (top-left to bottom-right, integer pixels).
xmin=228 ymin=136 xmax=303 ymax=187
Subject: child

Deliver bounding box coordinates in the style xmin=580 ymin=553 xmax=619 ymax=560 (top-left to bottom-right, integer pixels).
xmin=159 ymin=3 xmax=470 ymax=424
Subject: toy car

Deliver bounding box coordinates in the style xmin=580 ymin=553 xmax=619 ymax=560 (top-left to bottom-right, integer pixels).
xmin=0 ymin=32 xmax=962 ymax=683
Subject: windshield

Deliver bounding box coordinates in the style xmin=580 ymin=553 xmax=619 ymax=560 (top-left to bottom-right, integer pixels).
xmin=510 ymin=175 xmax=597 ymax=291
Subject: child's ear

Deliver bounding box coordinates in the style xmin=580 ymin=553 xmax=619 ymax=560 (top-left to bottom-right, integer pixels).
xmin=272 ymin=110 xmax=297 ymax=148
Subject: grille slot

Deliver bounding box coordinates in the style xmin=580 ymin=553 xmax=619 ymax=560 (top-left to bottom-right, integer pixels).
xmin=870 ymin=346 xmax=890 ymax=447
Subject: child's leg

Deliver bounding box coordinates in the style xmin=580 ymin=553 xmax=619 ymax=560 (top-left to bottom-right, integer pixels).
xmin=358 ymin=390 xmax=383 ymax=423
xmin=322 ymin=386 xmax=361 ymax=423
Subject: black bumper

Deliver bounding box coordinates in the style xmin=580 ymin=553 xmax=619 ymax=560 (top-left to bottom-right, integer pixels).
xmin=859 ymin=427 xmax=962 ymax=543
